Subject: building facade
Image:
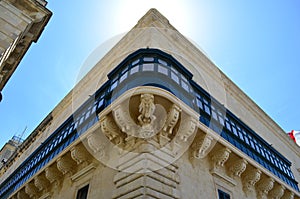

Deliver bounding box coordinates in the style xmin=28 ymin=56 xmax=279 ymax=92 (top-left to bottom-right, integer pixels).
xmin=0 ymin=9 xmax=299 ymax=199
xmin=0 ymin=136 xmax=23 ymax=168
xmin=0 ymin=0 xmax=51 ymax=101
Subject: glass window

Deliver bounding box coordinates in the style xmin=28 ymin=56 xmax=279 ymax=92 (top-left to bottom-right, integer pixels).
xmin=181 ymin=80 xmax=189 ymax=92
xmin=218 ymin=189 xmax=230 ymax=199
xmin=204 ymin=104 xmax=211 ymax=115
xmin=130 ymin=65 xmax=139 ymax=74
xmin=158 ymin=59 xmax=168 ymax=66
xmin=196 ymin=98 xmax=203 ymax=110
xmin=171 ymin=72 xmax=179 ymax=84
xmin=181 ymin=74 xmax=188 ymax=82
xmin=225 ymin=120 xmax=231 ymax=130
xmin=76 ymin=185 xmax=89 ymax=199
xmin=132 ymin=59 xmax=139 ymax=66
xmin=171 ymin=66 xmax=178 ymax=74
xmin=119 ymin=71 xmax=128 ymax=83
xmin=158 ymin=65 xmax=168 ymax=75
xmin=121 ymin=65 xmax=128 ymax=74
xmin=142 ymin=63 xmax=154 ymax=71
xmin=111 ymin=80 xmax=118 ymax=90
xmin=143 ymin=57 xmax=154 ymax=62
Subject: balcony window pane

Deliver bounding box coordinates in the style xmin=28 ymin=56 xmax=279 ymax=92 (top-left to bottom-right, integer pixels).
xmin=132 ymin=59 xmax=139 ymax=66
xmin=204 ymin=104 xmax=210 ymax=115
xmin=171 ymin=66 xmax=178 ymax=74
xmin=111 ymin=80 xmax=118 ymax=90
xmin=119 ymin=71 xmax=128 ymax=83
xmin=142 ymin=63 xmax=154 ymax=71
xmin=181 ymin=80 xmax=189 ymax=92
xmin=171 ymin=72 xmax=179 ymax=84
xmin=158 ymin=65 xmax=168 ymax=75
xmin=196 ymin=98 xmax=203 ymax=110
xmin=181 ymin=74 xmax=187 ymax=82
xmin=130 ymin=65 xmax=139 ymax=74
xmin=158 ymin=59 xmax=168 ymax=66
xmin=143 ymin=57 xmax=154 ymax=62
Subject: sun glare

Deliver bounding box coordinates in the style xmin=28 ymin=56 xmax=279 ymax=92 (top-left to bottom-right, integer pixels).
xmin=114 ymin=0 xmax=191 ymax=35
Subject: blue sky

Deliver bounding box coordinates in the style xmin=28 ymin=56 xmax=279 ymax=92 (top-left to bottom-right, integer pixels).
xmin=0 ymin=0 xmax=299 ymax=147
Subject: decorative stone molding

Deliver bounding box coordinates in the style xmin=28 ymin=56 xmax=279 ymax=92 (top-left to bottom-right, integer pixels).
xmin=56 ymin=154 xmax=76 ymax=175
xmin=256 ymin=177 xmax=275 ymax=199
xmin=45 ymin=165 xmax=61 ymax=186
xmin=242 ymin=168 xmax=261 ymax=194
xmin=70 ymin=144 xmax=91 ymax=166
xmin=25 ymin=182 xmax=39 ymax=198
xmin=269 ymin=183 xmax=286 ymax=199
xmin=192 ymin=134 xmax=214 ymax=159
xmin=34 ymin=173 xmax=50 ymax=193
xmin=229 ymin=158 xmax=248 ymax=177
xmin=211 ymin=147 xmax=231 ymax=170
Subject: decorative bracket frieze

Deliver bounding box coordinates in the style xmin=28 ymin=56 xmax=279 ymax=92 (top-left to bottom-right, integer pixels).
xmin=17 ymin=189 xmax=30 ymax=199
xmin=86 ymin=132 xmax=105 ymax=156
xmin=211 ymin=147 xmax=231 ymax=171
xmin=229 ymin=158 xmax=248 ymax=178
xmin=56 ymin=154 xmax=76 ymax=176
xmin=282 ymin=190 xmax=295 ymax=199
xmin=24 ymin=182 xmax=39 ymax=198
xmin=161 ymin=104 xmax=181 ymax=137
xmin=242 ymin=168 xmax=261 ymax=195
xmin=70 ymin=143 xmax=92 ymax=166
xmin=176 ymin=116 xmax=197 ymax=143
xmin=256 ymin=177 xmax=275 ymax=199
xmin=269 ymin=183 xmax=286 ymax=199
xmin=34 ymin=173 xmax=50 ymax=193
xmin=192 ymin=134 xmax=214 ymax=159
xmin=100 ymin=115 xmax=124 ymax=145
xmin=45 ymin=165 xmax=61 ymax=186
xmin=112 ymin=105 xmax=136 ymax=136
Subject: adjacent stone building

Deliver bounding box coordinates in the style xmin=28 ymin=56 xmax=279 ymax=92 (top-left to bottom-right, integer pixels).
xmin=0 ymin=0 xmax=51 ymax=101
xmin=0 ymin=9 xmax=299 ymax=199
xmin=0 ymin=136 xmax=23 ymax=168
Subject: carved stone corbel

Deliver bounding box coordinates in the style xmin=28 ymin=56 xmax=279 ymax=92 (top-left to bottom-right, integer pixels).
xmin=86 ymin=133 xmax=105 ymax=156
xmin=269 ymin=183 xmax=285 ymax=199
xmin=229 ymin=158 xmax=248 ymax=177
xmin=176 ymin=117 xmax=197 ymax=142
xmin=70 ymin=144 xmax=91 ymax=166
xmin=211 ymin=147 xmax=231 ymax=170
xmin=242 ymin=168 xmax=262 ymax=195
xmin=281 ymin=190 xmax=294 ymax=199
xmin=100 ymin=115 xmax=122 ymax=144
xmin=192 ymin=134 xmax=213 ymax=159
xmin=256 ymin=177 xmax=275 ymax=199
xmin=112 ymin=105 xmax=135 ymax=135
xmin=25 ymin=182 xmax=39 ymax=198
xmin=56 ymin=154 xmax=76 ymax=175
xmin=34 ymin=173 xmax=50 ymax=193
xmin=45 ymin=165 xmax=61 ymax=186
xmin=17 ymin=189 xmax=30 ymax=199
xmin=162 ymin=104 xmax=181 ymax=136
